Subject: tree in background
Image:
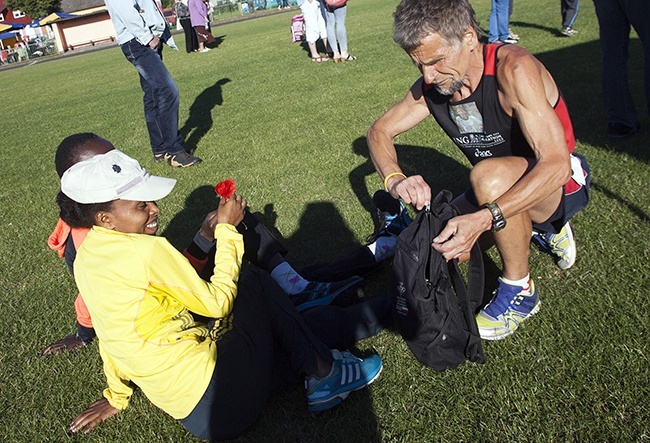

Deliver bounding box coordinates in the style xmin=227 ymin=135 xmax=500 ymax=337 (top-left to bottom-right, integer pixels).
xmin=5 ymin=0 xmax=61 ymax=19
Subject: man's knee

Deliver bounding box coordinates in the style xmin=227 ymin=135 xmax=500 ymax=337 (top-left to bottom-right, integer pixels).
xmin=469 ymin=157 xmax=530 ymax=202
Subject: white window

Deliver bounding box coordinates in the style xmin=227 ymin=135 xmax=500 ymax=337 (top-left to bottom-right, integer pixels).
xmin=0 ymin=13 xmax=5 ymax=21
xmin=13 ymin=10 xmax=26 ymax=18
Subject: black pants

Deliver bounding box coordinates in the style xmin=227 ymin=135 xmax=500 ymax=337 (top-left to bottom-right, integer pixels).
xmin=180 ymin=269 xmax=333 ymax=441
xmin=180 ymin=17 xmax=199 ymax=53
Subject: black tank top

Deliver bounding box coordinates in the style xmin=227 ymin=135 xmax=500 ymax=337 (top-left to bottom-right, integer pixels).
xmin=423 ymin=43 xmax=575 ymax=166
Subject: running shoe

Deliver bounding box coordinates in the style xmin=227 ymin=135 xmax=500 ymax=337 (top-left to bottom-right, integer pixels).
xmin=366 ymin=190 xmax=412 ymax=243
xmin=291 ymin=276 xmax=363 ymax=313
xmin=476 ymin=278 xmax=540 ymax=340
xmin=168 ymin=151 xmax=202 ymax=168
xmin=306 ymin=350 xmax=383 ymax=412
xmin=532 ymin=222 xmax=576 ymax=270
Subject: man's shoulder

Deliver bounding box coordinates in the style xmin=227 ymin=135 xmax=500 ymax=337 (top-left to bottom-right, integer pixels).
xmin=494 ymin=45 xmax=546 ymax=88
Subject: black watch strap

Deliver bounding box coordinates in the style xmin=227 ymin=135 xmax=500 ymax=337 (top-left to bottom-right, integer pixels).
xmin=483 ymin=202 xmax=506 ymax=232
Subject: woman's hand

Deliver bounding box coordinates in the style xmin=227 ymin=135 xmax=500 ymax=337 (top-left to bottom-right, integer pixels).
xmin=216 ymin=194 xmax=246 ymax=227
xmin=198 ymin=209 xmax=219 ymax=242
xmin=69 ymin=398 xmax=120 ymax=434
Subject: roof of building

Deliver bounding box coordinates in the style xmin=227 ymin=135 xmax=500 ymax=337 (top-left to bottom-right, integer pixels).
xmin=60 ymin=0 xmax=106 ymax=14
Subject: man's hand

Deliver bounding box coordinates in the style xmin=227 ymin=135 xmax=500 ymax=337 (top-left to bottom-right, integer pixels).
xmin=432 ymin=210 xmax=492 ymax=261
xmin=69 ymin=398 xmax=120 ymax=435
xmin=387 ymin=174 xmax=432 ymax=211
xmin=39 ymin=334 xmax=86 ymax=357
xmin=217 ymin=194 xmax=246 ymax=227
xmin=148 ymin=36 xmax=161 ymax=49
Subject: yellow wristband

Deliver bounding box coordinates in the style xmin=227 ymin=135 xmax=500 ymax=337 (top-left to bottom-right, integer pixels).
xmin=384 ymin=172 xmax=407 ymax=190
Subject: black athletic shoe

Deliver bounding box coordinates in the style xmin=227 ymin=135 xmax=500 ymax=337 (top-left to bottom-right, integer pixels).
xmin=168 ymin=151 xmax=202 ymax=168
xmin=607 ymin=121 xmax=640 ymax=139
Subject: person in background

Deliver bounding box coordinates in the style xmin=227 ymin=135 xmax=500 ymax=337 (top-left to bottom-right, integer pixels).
xmin=103 ymin=0 xmax=202 ymax=167
xmin=320 ymin=1 xmax=356 ymax=62
xmin=189 ymin=0 xmax=216 ymax=52
xmin=592 ymin=0 xmax=648 ymax=138
xmin=299 ymin=0 xmax=330 ymax=62
xmin=560 ymin=0 xmax=580 ymax=37
xmin=488 ymin=0 xmax=517 ymax=44
xmin=173 ymin=0 xmax=199 ymax=53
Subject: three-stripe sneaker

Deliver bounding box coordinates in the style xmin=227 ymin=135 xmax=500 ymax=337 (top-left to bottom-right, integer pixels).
xmin=305 ymin=350 xmax=383 ymax=412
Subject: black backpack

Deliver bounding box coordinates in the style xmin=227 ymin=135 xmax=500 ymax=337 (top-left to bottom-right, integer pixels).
xmin=392 ymin=190 xmax=486 ymax=371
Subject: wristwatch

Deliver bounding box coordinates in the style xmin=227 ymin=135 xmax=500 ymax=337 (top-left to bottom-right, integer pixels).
xmin=483 ymin=202 xmax=506 ymax=232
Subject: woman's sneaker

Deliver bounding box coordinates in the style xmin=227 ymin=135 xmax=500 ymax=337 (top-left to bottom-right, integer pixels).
xmin=531 ymin=222 xmax=576 ymax=270
xmin=305 ymin=350 xmax=383 ymax=412
xmin=291 ymin=276 xmax=364 ymax=313
xmin=476 ymin=278 xmax=540 ymax=340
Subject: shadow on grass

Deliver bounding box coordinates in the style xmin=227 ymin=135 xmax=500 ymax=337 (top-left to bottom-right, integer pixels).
xmin=207 ymin=34 xmax=226 ymax=49
xmin=180 ymin=77 xmax=232 ymax=156
xmin=509 ymin=20 xmax=568 ymax=37
xmin=533 ymin=39 xmax=649 ymax=163
xmin=162 ymin=188 xmax=383 ymax=442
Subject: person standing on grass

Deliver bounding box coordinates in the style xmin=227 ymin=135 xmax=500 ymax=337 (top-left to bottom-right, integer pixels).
xmin=298 ymin=0 xmax=330 ymax=62
xmin=189 ymin=0 xmax=216 ymax=52
xmin=61 ymin=149 xmax=383 ymax=440
xmin=559 ymin=0 xmax=580 ymax=37
xmin=104 ymin=0 xmax=202 ymax=168
xmin=592 ymin=0 xmax=649 ymax=138
xmin=367 ymin=0 xmax=591 ymax=341
xmin=488 ymin=0 xmax=517 ymax=44
xmin=320 ymin=1 xmax=356 ymax=62
xmin=173 ymin=0 xmax=199 ymax=53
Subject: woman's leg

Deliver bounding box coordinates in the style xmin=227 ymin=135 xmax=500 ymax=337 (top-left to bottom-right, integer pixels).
xmin=181 ymin=269 xmax=332 ymax=441
xmin=335 ymin=6 xmax=349 ymax=57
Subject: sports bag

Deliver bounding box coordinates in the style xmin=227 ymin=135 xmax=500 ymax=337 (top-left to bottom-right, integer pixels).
xmin=392 ymin=190 xmax=485 ymax=371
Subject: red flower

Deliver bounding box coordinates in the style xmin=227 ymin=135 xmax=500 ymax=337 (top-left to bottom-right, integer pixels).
xmin=215 ymin=179 xmax=237 ymax=198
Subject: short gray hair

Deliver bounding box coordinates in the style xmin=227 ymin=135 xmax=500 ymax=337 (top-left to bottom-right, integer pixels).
xmin=393 ymin=0 xmax=480 ymax=52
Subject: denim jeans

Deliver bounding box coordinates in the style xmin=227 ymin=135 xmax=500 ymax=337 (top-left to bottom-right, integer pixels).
xmin=121 ymin=39 xmax=185 ymax=156
xmin=593 ymin=0 xmax=650 ymax=126
xmin=321 ymin=3 xmax=348 ymax=54
xmin=488 ymin=0 xmax=510 ymax=42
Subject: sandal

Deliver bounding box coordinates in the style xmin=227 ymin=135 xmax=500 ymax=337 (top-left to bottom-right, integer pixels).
xmin=311 ymin=56 xmax=329 ymax=62
xmin=333 ymin=56 xmax=342 ymax=63
xmin=344 ymin=54 xmax=356 ymax=61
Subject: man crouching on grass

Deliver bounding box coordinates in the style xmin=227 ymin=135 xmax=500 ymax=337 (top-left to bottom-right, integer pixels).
xmin=367 ymin=0 xmax=590 ymax=340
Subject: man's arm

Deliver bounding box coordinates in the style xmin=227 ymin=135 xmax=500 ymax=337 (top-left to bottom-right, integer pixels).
xmin=367 ymin=78 xmax=434 ymax=210
xmin=104 ymin=0 xmax=157 ymax=46
xmin=490 ymin=46 xmax=572 ymax=221
xmin=433 ymin=47 xmax=573 ymax=262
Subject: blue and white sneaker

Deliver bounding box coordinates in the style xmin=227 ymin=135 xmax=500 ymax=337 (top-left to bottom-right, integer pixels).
xmin=531 ymin=222 xmax=576 ymax=270
xmin=305 ymin=350 xmax=383 ymax=412
xmin=291 ymin=276 xmax=363 ymax=313
xmin=476 ymin=278 xmax=540 ymax=340
xmin=366 ymin=190 xmax=412 ymax=243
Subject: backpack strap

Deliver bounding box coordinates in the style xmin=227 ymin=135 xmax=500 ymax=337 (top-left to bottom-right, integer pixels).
xmin=448 ymin=243 xmax=485 ymax=364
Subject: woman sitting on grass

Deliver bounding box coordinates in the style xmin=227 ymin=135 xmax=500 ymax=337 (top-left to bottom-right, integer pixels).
xmin=63 ymin=149 xmax=383 ymax=440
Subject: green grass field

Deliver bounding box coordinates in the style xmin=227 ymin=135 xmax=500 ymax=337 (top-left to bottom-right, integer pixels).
xmin=1 ymin=0 xmax=649 ymax=441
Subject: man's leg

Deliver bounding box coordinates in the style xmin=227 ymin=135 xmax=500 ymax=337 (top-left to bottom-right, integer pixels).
xmin=121 ymin=40 xmax=194 ymax=162
xmin=627 ymin=0 xmax=650 ymax=118
xmin=593 ymin=0 xmax=639 ymax=132
xmin=468 ymin=157 xmax=563 ymax=340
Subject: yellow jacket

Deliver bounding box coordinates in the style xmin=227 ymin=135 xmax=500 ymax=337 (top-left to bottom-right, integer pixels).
xmin=74 ymin=224 xmax=244 ymax=419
